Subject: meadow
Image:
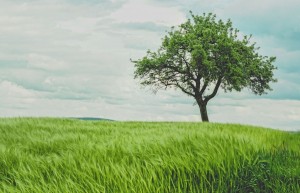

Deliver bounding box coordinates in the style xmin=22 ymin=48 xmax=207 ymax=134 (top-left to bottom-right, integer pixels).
xmin=0 ymin=118 xmax=299 ymax=193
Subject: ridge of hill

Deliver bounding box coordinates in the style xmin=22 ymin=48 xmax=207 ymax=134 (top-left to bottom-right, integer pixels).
xmin=70 ymin=117 xmax=114 ymax=121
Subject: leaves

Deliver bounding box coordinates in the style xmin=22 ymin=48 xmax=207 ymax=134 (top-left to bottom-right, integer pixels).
xmin=133 ymin=12 xmax=277 ymax=101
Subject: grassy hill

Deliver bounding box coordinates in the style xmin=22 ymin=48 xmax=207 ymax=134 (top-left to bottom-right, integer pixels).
xmin=0 ymin=118 xmax=299 ymax=193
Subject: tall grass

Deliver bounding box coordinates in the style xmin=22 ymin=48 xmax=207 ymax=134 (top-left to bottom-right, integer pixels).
xmin=0 ymin=118 xmax=299 ymax=192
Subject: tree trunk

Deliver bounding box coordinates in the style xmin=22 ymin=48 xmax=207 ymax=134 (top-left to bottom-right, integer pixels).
xmin=197 ymin=100 xmax=209 ymax=122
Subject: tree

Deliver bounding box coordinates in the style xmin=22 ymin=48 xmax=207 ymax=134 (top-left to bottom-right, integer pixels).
xmin=132 ymin=12 xmax=277 ymax=122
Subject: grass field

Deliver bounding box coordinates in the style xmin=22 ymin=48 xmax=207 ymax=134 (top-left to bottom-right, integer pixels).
xmin=0 ymin=118 xmax=299 ymax=193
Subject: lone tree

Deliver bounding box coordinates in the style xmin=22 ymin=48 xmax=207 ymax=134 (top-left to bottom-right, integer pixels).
xmin=132 ymin=12 xmax=276 ymax=122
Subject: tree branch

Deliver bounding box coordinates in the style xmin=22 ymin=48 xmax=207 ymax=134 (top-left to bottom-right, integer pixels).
xmin=164 ymin=64 xmax=196 ymax=92
xmin=200 ymin=81 xmax=208 ymax=95
xmin=204 ymin=77 xmax=222 ymax=103
xmin=155 ymin=71 xmax=195 ymax=97
xmin=175 ymin=83 xmax=195 ymax=97
xmin=182 ymin=55 xmax=196 ymax=81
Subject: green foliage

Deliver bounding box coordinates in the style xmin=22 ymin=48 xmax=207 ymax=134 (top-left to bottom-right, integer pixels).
xmin=133 ymin=12 xmax=277 ymax=95
xmin=0 ymin=118 xmax=299 ymax=193
xmin=133 ymin=12 xmax=277 ymax=121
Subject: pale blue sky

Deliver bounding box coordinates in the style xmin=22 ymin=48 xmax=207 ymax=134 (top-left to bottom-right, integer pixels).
xmin=0 ymin=0 xmax=299 ymax=131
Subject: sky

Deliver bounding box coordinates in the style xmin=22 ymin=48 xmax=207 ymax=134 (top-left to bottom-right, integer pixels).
xmin=0 ymin=0 xmax=299 ymax=131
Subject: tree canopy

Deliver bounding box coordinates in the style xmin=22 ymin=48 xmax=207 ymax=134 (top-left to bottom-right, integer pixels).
xmin=132 ymin=12 xmax=277 ymax=122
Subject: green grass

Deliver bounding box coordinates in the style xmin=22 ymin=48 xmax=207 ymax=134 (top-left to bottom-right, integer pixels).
xmin=0 ymin=118 xmax=299 ymax=193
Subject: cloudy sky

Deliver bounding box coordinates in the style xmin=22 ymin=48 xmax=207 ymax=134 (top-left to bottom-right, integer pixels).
xmin=1 ymin=0 xmax=299 ymax=131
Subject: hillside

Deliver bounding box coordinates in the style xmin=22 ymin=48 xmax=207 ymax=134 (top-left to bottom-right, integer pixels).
xmin=0 ymin=118 xmax=299 ymax=193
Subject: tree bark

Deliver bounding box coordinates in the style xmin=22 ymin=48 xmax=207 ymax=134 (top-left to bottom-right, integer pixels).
xmin=196 ymin=100 xmax=209 ymax=122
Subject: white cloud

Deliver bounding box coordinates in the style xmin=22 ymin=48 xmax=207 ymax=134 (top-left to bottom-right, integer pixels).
xmin=0 ymin=0 xmax=299 ymax=132
xmin=0 ymin=81 xmax=35 ymax=98
xmin=209 ymin=98 xmax=300 ymax=131
xmin=57 ymin=17 xmax=101 ymax=34
xmin=0 ymin=81 xmax=40 ymax=108
xmin=27 ymin=53 xmax=68 ymax=71
xmin=110 ymin=0 xmax=186 ymax=25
